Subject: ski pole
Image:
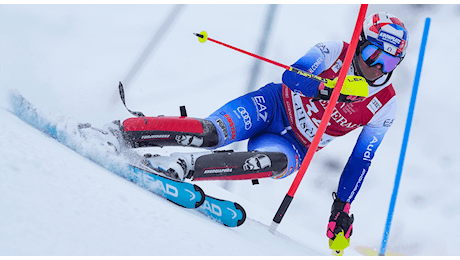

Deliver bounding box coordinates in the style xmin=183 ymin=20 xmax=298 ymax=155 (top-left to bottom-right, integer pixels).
xmin=194 ymin=32 xmax=357 ymax=91
xmin=194 ymin=32 xmax=368 ymax=97
xmin=269 ymin=4 xmax=368 ymax=233
xmin=194 ymin=5 xmax=367 ymax=234
xmin=379 ymin=17 xmax=431 ymax=256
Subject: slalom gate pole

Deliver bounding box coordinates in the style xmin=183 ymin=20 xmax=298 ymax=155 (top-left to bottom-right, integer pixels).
xmin=194 ymin=5 xmax=367 ymax=232
xmin=379 ymin=17 xmax=431 ymax=256
xmin=269 ymin=4 xmax=368 ymax=233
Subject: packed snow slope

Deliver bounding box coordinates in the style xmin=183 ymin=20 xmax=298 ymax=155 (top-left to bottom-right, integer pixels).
xmin=0 ymin=106 xmax=320 ymax=255
xmin=1 ymin=4 xmax=459 ymax=256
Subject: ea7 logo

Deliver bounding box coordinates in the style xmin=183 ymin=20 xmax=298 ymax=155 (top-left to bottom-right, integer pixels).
xmin=383 ymin=119 xmax=394 ymax=127
xmin=252 ymin=96 xmax=268 ymax=122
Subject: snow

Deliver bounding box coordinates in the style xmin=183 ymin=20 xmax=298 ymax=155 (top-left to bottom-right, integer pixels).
xmin=1 ymin=4 xmax=459 ymax=256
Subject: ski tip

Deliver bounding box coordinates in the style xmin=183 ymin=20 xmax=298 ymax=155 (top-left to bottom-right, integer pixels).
xmin=194 ymin=184 xmax=206 ymax=208
xmin=194 ymin=31 xmax=208 ymax=43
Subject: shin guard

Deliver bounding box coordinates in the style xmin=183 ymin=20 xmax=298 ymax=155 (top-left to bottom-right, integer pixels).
xmin=122 ymin=116 xmax=219 ymax=148
xmin=191 ymin=151 xmax=288 ymax=181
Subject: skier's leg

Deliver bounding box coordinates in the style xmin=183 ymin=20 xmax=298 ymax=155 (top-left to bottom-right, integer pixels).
xmin=144 ymin=150 xmax=288 ymax=181
xmin=119 ymin=90 xmax=264 ymax=149
xmin=121 ymin=116 xmax=220 ymax=148
xmin=121 ymin=83 xmax=282 ymax=150
xmin=206 ymin=82 xmax=286 ymax=148
xmin=177 ymin=132 xmax=302 ymax=181
xmin=140 ymin=83 xmax=290 ymax=181
xmin=247 ymin=133 xmax=304 ymax=179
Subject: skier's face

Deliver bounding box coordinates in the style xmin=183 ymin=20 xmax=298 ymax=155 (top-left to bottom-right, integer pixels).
xmin=356 ymin=52 xmax=385 ymax=82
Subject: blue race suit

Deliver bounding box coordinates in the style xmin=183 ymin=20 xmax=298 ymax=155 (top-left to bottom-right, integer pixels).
xmin=206 ymin=41 xmax=397 ymax=204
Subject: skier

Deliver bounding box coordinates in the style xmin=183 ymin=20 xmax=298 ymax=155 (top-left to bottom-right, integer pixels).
xmin=87 ymin=12 xmax=408 ymax=248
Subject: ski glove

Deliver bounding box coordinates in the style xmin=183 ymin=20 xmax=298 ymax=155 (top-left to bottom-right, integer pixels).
xmin=315 ymin=82 xmax=366 ymax=103
xmin=327 ymin=193 xmax=354 ymax=240
xmin=314 ymin=76 xmax=368 ymax=103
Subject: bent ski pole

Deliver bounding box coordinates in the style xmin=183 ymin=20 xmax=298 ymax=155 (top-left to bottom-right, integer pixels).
xmin=194 ymin=31 xmax=367 ymax=97
xmin=194 ymin=31 xmax=323 ymax=80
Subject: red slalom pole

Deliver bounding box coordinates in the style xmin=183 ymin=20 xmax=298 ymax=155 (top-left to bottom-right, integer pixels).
xmin=269 ymin=4 xmax=368 ymax=233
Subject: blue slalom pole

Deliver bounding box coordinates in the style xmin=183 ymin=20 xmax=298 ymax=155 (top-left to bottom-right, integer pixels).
xmin=379 ymin=17 xmax=431 ymax=256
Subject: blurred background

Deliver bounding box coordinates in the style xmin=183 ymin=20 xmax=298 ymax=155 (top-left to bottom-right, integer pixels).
xmin=1 ymin=4 xmax=459 ymax=255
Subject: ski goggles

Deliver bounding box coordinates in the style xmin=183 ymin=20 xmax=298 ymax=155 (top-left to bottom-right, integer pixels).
xmin=361 ymin=44 xmax=401 ymax=73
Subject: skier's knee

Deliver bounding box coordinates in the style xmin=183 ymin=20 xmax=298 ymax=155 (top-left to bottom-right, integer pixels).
xmin=270 ymin=153 xmax=295 ymax=179
xmin=247 ymin=134 xmax=300 ymax=179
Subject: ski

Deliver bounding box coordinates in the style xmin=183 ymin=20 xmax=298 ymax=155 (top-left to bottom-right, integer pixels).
xmin=126 ymin=158 xmax=205 ymax=209
xmin=198 ymin=194 xmax=246 ymax=227
xmin=7 ymin=90 xmax=246 ymax=227
xmin=129 ymin=162 xmax=246 ymax=227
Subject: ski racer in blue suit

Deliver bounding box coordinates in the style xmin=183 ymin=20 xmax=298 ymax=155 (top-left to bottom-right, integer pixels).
xmin=205 ymin=12 xmax=408 ymax=243
xmin=111 ymin=12 xmax=409 ymax=247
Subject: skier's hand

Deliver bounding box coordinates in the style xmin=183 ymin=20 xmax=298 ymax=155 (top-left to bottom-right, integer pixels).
xmin=327 ymin=193 xmax=354 ymax=241
xmin=316 ymin=76 xmax=368 ymax=103
xmin=327 ymin=193 xmax=354 ymax=255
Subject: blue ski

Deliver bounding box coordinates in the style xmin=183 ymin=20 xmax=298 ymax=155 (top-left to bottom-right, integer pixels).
xmin=7 ymin=90 xmax=246 ymax=227
xmin=129 ymin=163 xmax=246 ymax=227
xmin=198 ymin=195 xmax=246 ymax=227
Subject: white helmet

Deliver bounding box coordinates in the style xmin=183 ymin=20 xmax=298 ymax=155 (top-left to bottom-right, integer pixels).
xmin=361 ymin=12 xmax=409 ymax=59
xmin=354 ymin=12 xmax=409 ymax=86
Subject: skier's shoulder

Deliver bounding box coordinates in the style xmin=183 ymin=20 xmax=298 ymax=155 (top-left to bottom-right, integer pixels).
xmin=311 ymin=40 xmax=346 ymax=70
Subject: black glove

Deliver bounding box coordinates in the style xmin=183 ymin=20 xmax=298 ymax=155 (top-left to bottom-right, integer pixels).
xmin=327 ymin=192 xmax=354 ymax=240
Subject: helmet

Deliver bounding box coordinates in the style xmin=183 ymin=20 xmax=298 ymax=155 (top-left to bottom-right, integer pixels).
xmin=361 ymin=12 xmax=409 ymax=59
xmin=354 ymin=12 xmax=409 ymax=86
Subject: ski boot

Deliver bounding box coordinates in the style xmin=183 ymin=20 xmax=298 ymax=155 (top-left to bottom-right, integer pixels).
xmin=145 ymin=150 xmax=288 ymax=182
xmin=144 ymin=151 xmax=212 ymax=181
